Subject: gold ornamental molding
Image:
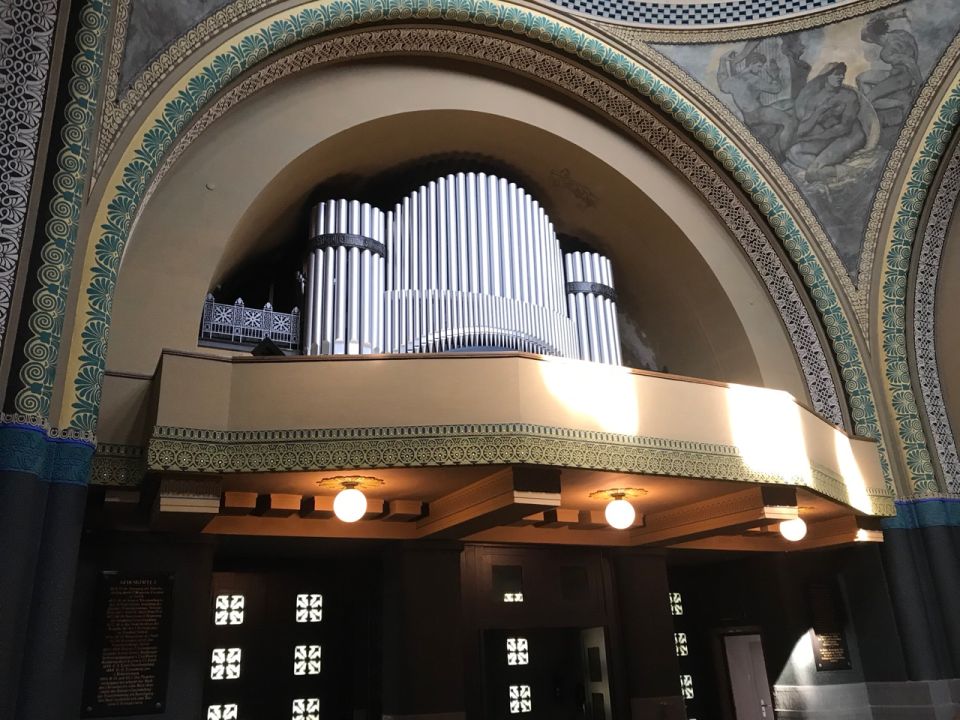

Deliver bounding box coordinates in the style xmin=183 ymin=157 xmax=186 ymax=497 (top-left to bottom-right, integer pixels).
xmin=90 ymin=443 xmax=147 ymax=486
xmin=138 ymin=422 xmax=895 ymax=516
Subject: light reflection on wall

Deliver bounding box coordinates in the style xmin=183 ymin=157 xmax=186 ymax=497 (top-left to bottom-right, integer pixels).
xmin=538 ymin=358 xmax=640 ymax=435
xmin=726 ymin=385 xmax=812 ymax=484
xmin=834 ymin=431 xmax=872 ymax=514
xmin=775 ymin=630 xmax=818 ymax=688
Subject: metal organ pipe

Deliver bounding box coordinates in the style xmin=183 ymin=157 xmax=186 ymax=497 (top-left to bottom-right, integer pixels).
xmin=303 ymin=199 xmax=385 ymax=356
xmin=563 ymin=249 xmax=622 ymax=364
xmin=303 ymin=172 xmax=621 ymax=363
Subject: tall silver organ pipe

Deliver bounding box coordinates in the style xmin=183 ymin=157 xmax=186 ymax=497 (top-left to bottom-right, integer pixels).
xmin=303 ymin=199 xmax=385 ymax=355
xmin=301 ymin=173 xmax=622 ymax=364
xmin=564 ymin=250 xmax=622 ymax=365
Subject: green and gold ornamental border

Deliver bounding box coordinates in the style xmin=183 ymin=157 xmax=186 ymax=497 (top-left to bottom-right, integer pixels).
xmin=116 ymin=423 xmax=893 ymax=516
xmin=880 ymin=76 xmax=960 ymax=496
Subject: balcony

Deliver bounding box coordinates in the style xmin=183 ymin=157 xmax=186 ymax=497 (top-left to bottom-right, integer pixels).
xmin=96 ymin=351 xmax=892 ymax=550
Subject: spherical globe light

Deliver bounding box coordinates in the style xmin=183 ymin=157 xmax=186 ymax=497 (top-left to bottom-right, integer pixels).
xmin=604 ymin=498 xmax=636 ymax=530
xmin=334 ymin=487 xmax=367 ymax=523
xmin=779 ymin=517 xmax=807 ymax=542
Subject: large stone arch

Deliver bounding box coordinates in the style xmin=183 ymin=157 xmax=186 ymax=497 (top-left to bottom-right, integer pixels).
xmin=879 ymin=74 xmax=960 ymax=497
xmin=11 ymin=0 xmax=886 ymax=482
xmin=913 ymin=131 xmax=960 ymax=495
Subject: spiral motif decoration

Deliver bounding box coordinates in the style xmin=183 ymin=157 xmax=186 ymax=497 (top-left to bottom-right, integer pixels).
xmin=14 ymin=0 xmax=112 ymax=421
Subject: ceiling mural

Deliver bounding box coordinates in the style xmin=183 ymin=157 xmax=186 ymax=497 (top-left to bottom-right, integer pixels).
xmin=652 ymin=0 xmax=960 ymax=279
xmin=119 ymin=0 xmax=236 ymax=88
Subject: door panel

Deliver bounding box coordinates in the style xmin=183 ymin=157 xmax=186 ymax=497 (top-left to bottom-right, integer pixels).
xmin=483 ymin=628 xmax=592 ymax=720
xmin=724 ymin=634 xmax=774 ymax=720
xmin=579 ymin=628 xmax=611 ymax=720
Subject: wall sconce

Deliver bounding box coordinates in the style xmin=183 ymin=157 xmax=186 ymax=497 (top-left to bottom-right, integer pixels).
xmin=317 ymin=476 xmax=384 ymax=523
xmin=589 ymin=487 xmax=646 ymax=530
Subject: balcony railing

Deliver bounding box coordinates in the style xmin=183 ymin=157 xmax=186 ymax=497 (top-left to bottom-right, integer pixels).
xmin=200 ymin=295 xmax=300 ymax=351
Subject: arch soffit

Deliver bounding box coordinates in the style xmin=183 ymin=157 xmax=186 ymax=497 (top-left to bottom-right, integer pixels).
xmin=21 ymin=1 xmax=882 ymax=479
xmin=913 ymin=132 xmax=960 ymax=495
xmin=884 ymin=75 xmax=960 ymax=496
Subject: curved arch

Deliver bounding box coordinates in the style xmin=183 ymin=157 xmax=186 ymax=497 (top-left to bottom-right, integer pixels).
xmin=138 ymin=35 xmax=840 ymax=425
xmin=14 ymin=0 xmax=882 ymax=476
xmin=109 ymin=80 xmax=795 ymax=395
xmin=879 ymin=73 xmax=960 ymax=496
xmin=913 ymin=135 xmax=960 ymax=494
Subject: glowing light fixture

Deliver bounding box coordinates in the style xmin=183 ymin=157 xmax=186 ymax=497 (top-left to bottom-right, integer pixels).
xmin=333 ymin=484 xmax=366 ymax=523
xmin=590 ymin=487 xmax=645 ymax=530
xmin=779 ymin=517 xmax=808 ymax=542
xmin=605 ymin=496 xmax=636 ymax=530
xmin=318 ymin=475 xmax=384 ymax=523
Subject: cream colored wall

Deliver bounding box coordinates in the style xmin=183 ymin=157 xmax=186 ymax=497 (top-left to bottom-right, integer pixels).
xmin=105 ymin=60 xmax=805 ymax=400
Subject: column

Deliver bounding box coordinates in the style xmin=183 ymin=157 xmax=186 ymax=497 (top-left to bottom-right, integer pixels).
xmin=382 ymin=542 xmax=465 ymax=720
xmin=610 ymin=551 xmax=686 ymax=720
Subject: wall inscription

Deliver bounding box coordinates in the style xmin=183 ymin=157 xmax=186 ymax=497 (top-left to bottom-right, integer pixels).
xmin=808 ymin=582 xmax=852 ymax=671
xmin=82 ymin=573 xmax=173 ymax=716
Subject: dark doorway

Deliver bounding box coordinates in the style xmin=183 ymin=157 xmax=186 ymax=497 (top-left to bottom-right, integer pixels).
xmin=482 ymin=627 xmax=611 ymax=720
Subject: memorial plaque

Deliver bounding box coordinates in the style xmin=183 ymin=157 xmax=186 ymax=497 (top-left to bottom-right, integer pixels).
xmin=82 ymin=573 xmax=173 ymax=716
xmin=808 ymin=583 xmax=851 ymax=671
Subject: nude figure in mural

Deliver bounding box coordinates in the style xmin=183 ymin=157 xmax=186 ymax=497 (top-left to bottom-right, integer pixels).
xmin=787 ymin=63 xmax=866 ymax=183
xmin=717 ymin=51 xmax=797 ymax=154
xmin=780 ymin=34 xmax=812 ymax=99
xmin=856 ymin=13 xmax=921 ymax=124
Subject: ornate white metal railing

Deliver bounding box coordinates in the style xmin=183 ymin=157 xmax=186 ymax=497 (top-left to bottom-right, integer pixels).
xmin=199 ymin=295 xmax=300 ymax=350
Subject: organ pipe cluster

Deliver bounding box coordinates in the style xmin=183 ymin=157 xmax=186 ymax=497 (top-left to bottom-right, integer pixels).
xmin=302 ymin=172 xmax=621 ymax=364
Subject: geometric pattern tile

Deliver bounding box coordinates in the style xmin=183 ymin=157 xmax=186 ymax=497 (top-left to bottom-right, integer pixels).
xmin=883 ymin=74 xmax=960 ymax=495
xmin=0 ymin=0 xmax=59 ymax=354
xmin=914 ymin=140 xmax=960 ymax=493
xmin=549 ymin=0 xmax=842 ymax=26
xmin=14 ymin=0 xmax=112 ymax=419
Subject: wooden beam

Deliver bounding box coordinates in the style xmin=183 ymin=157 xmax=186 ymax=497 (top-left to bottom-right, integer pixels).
xmin=571 ymin=510 xmax=609 ymax=530
xmin=222 ymin=491 xmax=258 ymax=515
xmin=382 ymin=499 xmax=424 ymax=522
xmin=631 ymin=486 xmax=797 ymax=546
xmin=417 ymin=466 xmax=561 ymax=539
xmin=256 ymin=493 xmax=302 ymax=517
xmin=534 ymin=508 xmax=581 ymax=528
xmin=796 ymin=515 xmax=884 ymax=549
xmin=669 ymin=515 xmax=883 ymax=552
xmin=152 ymin=477 xmax=220 ymax=530
xmin=300 ymin=495 xmax=335 ymax=519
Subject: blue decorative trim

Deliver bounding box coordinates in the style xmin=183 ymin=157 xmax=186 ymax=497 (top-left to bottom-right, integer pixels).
xmin=881 ymin=498 xmax=960 ymax=530
xmin=0 ymin=425 xmax=95 ymax=485
xmin=548 ymin=0 xmax=840 ymax=25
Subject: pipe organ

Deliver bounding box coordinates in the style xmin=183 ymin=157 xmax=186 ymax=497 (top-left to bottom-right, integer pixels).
xmin=302 ymin=172 xmax=622 ymax=364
